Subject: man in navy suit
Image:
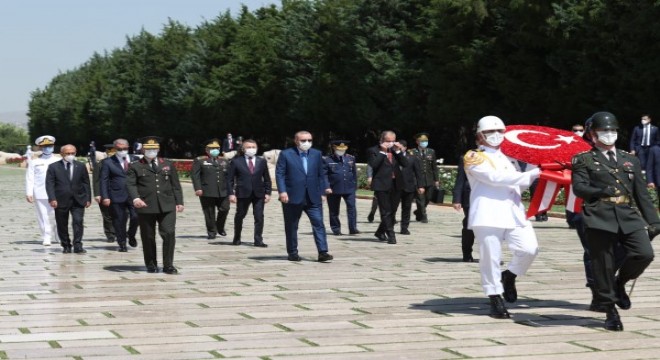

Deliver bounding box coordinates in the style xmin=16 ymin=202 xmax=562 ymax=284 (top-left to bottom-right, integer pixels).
xmin=46 ymin=144 xmax=92 ymax=254
xmin=228 ymin=139 xmax=272 ymax=247
xmin=100 ymin=138 xmax=139 ymax=252
xmin=276 ymin=131 xmax=334 ymax=262
xmin=629 ymin=114 xmax=659 ymax=169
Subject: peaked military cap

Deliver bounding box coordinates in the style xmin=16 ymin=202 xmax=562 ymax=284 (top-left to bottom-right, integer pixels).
xmin=205 ymin=138 xmax=221 ymax=148
xmin=35 ymin=135 xmax=56 ymax=146
xmin=330 ymin=140 xmax=350 ymax=150
xmin=415 ymin=132 xmax=429 ymax=141
xmin=141 ymin=136 xmax=162 ymax=149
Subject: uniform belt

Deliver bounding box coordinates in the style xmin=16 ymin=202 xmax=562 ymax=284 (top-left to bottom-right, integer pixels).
xmin=601 ymin=195 xmax=630 ymax=204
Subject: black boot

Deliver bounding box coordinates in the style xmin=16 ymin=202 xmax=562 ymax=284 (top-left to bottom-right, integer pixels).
xmin=604 ymin=306 xmax=623 ymax=331
xmin=501 ymin=270 xmax=518 ymax=303
xmin=489 ymin=295 xmax=510 ymax=319
xmin=588 ymin=285 xmax=607 ymax=312
xmin=615 ymin=277 xmax=631 ymax=310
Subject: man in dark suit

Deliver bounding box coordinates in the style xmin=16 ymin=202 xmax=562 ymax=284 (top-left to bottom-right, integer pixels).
xmin=397 ymin=140 xmax=423 ymax=235
xmin=100 ymin=138 xmax=139 ymax=252
xmin=323 ymin=140 xmax=360 ymax=236
xmin=127 ymin=136 xmax=184 ymax=274
xmin=191 ymin=139 xmax=230 ymax=239
xmin=46 ymin=144 xmax=92 ymax=254
xmin=573 ymin=111 xmax=659 ymax=331
xmin=228 ymin=139 xmax=272 ymax=247
xmin=222 ymin=133 xmax=238 ymax=153
xmin=452 ymin=155 xmax=475 ymax=262
xmin=93 ymin=145 xmax=116 ymax=243
xmin=368 ymin=130 xmax=408 ymax=244
xmin=276 ymin=130 xmax=333 ymax=262
xmin=629 ymin=114 xmax=659 ymax=169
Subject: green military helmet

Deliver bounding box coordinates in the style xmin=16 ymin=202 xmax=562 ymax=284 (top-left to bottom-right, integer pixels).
xmin=590 ymin=111 xmax=619 ymax=130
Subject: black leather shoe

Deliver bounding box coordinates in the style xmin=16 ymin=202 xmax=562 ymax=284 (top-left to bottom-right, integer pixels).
xmin=128 ymin=237 xmax=138 ymax=247
xmin=421 ymin=217 xmax=428 ymax=224
xmin=163 ymin=266 xmax=178 ymax=274
xmin=332 ymin=231 xmax=343 ymax=236
xmin=463 ymin=256 xmax=475 ymax=263
xmin=232 ymin=239 xmax=242 ymax=246
xmin=387 ymin=239 xmax=397 ymax=244
xmin=400 ymin=229 xmax=411 ymax=235
xmin=219 ymin=231 xmax=227 ymax=237
xmin=604 ymin=307 xmax=624 ymax=331
xmin=318 ymin=252 xmax=334 ymax=262
xmin=349 ymin=230 xmax=361 ymax=235
xmin=414 ymin=209 xmax=422 ymax=221
xmin=588 ymin=285 xmax=607 ymax=312
xmin=106 ymin=237 xmax=116 ymax=243
xmin=374 ymin=233 xmax=387 ymax=241
xmin=62 ymin=247 xmax=72 ymax=254
xmin=207 ymin=233 xmax=217 ymax=240
xmin=146 ymin=266 xmax=158 ymax=273
xmin=489 ymin=295 xmax=510 ymax=319
xmin=367 ymin=214 xmax=375 ymax=223
xmin=254 ymin=242 xmax=268 ymax=248
xmin=501 ymin=270 xmax=517 ymax=303
xmin=615 ymin=277 xmax=631 ymax=310
xmin=73 ymin=248 xmax=87 ymax=254
xmin=118 ymin=244 xmax=128 ymax=252
xmin=288 ymin=254 xmax=301 ymax=262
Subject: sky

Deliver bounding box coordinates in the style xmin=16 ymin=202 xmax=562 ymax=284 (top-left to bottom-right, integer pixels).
xmin=0 ymin=0 xmax=275 ymax=121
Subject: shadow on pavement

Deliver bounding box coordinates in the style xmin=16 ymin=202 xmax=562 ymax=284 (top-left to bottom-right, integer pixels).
xmin=249 ymin=255 xmax=298 ymax=261
xmin=424 ymin=257 xmax=476 ymax=263
xmin=103 ymin=265 xmax=146 ymax=272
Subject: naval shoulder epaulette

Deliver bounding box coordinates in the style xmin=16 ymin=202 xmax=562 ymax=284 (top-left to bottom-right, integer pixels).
xmin=463 ymin=149 xmax=486 ymax=167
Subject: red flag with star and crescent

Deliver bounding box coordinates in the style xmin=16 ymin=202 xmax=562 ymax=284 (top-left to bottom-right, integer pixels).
xmin=500 ymin=125 xmax=591 ymax=217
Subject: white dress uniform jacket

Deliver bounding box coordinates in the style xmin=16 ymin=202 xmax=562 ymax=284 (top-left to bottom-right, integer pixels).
xmin=26 ymin=155 xmax=60 ymax=199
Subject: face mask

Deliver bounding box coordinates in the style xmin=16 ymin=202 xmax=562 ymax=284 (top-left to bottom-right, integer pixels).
xmin=382 ymin=142 xmax=394 ymax=149
xmin=484 ymin=132 xmax=504 ymax=147
xmin=419 ymin=141 xmax=428 ymax=148
xmin=42 ymin=146 xmax=54 ymax=155
xmin=334 ymin=150 xmax=346 ymax=156
xmin=64 ymin=155 xmax=75 ymax=163
xmin=116 ymin=150 xmax=129 ymax=157
xmin=574 ymin=131 xmax=584 ymax=137
xmin=144 ymin=150 xmax=159 ymax=159
xmin=244 ymin=148 xmax=257 ymax=157
xmin=209 ymin=149 xmax=220 ymax=157
xmin=298 ymin=142 xmax=312 ymax=151
xmin=642 ymin=119 xmax=651 ymax=125
xmin=596 ymin=131 xmax=617 ymax=146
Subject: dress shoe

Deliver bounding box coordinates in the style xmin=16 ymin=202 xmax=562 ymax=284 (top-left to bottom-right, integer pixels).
xmin=367 ymin=214 xmax=375 ymax=223
xmin=254 ymin=242 xmax=268 ymax=248
xmin=374 ymin=233 xmax=387 ymax=241
xmin=604 ymin=307 xmax=624 ymax=331
xmin=207 ymin=233 xmax=217 ymax=240
xmin=542 ymin=213 xmax=549 ymax=221
xmin=62 ymin=247 xmax=72 ymax=254
xmin=146 ymin=266 xmax=159 ymax=273
xmin=118 ymin=244 xmax=128 ymax=252
xmin=421 ymin=217 xmax=428 ymax=224
xmin=501 ymin=270 xmax=517 ymax=303
xmin=535 ymin=215 xmax=543 ymax=221
xmin=163 ymin=266 xmax=178 ymax=274
xmin=588 ymin=285 xmax=607 ymax=312
xmin=42 ymin=239 xmax=51 ymax=246
xmin=288 ymin=254 xmax=302 ymax=262
xmin=219 ymin=231 xmax=227 ymax=237
xmin=414 ymin=209 xmax=422 ymax=221
xmin=400 ymin=229 xmax=411 ymax=235
xmin=73 ymin=248 xmax=87 ymax=254
xmin=349 ymin=230 xmax=361 ymax=235
xmin=128 ymin=237 xmax=138 ymax=247
xmin=232 ymin=239 xmax=242 ymax=246
xmin=489 ymin=295 xmax=510 ymax=319
xmin=332 ymin=231 xmax=343 ymax=236
xmin=318 ymin=252 xmax=334 ymax=262
xmin=106 ymin=237 xmax=115 ymax=243
xmin=615 ymin=277 xmax=631 ymax=310
xmin=463 ymin=256 xmax=475 ymax=263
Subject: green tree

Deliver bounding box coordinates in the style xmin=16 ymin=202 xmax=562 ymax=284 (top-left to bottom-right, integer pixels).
xmin=0 ymin=123 xmax=29 ymax=154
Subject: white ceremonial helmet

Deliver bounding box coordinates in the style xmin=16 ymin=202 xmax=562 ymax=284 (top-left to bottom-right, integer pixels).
xmin=476 ymin=116 xmax=505 ymax=133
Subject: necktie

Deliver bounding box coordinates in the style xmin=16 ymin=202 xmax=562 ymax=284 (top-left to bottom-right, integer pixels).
xmin=643 ymin=126 xmax=648 ymax=146
xmin=248 ymin=157 xmax=255 ymax=174
xmin=66 ymin=162 xmax=72 ymax=180
xmin=607 ymin=150 xmax=616 ymax=165
xmin=386 ymin=151 xmax=393 ymax=163
xmin=301 ymin=152 xmax=308 ymax=174
xmin=123 ymin=158 xmax=129 ymax=172
xmin=151 ymin=159 xmax=158 ymax=172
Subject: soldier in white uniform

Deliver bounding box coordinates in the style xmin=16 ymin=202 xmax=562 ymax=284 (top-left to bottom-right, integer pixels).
xmin=464 ymin=116 xmax=541 ymax=319
xmin=25 ymin=135 xmax=60 ymax=246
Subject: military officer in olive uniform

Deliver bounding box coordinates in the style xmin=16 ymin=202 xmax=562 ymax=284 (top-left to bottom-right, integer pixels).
xmin=411 ymin=132 xmax=440 ymax=223
xmin=93 ymin=144 xmax=117 ymax=243
xmin=191 ymin=139 xmax=230 ymax=239
xmin=127 ymin=136 xmax=184 ymax=274
xmin=324 ymin=140 xmax=360 ymax=235
xmin=572 ymin=111 xmax=658 ymax=331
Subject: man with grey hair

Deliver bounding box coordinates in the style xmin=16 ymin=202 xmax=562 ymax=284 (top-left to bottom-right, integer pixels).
xmin=100 ymin=138 xmax=139 ymax=252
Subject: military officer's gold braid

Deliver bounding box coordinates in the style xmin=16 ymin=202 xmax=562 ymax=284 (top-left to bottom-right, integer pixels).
xmin=463 ymin=150 xmax=495 ymax=168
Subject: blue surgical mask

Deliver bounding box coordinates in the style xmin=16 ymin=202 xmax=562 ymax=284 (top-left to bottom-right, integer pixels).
xmin=42 ymin=146 xmax=54 ymax=155
xmin=419 ymin=141 xmax=429 ymax=148
xmin=209 ymin=149 xmax=220 ymax=157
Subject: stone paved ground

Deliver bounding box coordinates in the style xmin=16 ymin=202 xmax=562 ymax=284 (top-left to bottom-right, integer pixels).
xmin=0 ymin=165 xmax=659 ymax=360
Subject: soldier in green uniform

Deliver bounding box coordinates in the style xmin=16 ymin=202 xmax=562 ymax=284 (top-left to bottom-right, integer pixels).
xmin=572 ymin=111 xmax=658 ymax=331
xmin=411 ymin=133 xmax=440 ymax=223
xmin=127 ymin=136 xmax=184 ymax=274
xmin=191 ymin=139 xmax=230 ymax=239
xmin=93 ymin=145 xmax=116 ymax=243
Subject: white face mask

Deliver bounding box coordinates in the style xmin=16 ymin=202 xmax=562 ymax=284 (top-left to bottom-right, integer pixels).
xmin=144 ymin=150 xmax=159 ymax=159
xmin=484 ymin=132 xmax=504 ymax=147
xmin=642 ymin=119 xmax=651 ymax=125
xmin=116 ymin=150 xmax=129 ymax=157
xmin=334 ymin=150 xmax=346 ymax=156
xmin=574 ymin=131 xmax=584 ymax=137
xmin=298 ymin=142 xmax=312 ymax=151
xmin=64 ymin=155 xmax=75 ymax=163
xmin=244 ymin=148 xmax=257 ymax=157
xmin=596 ymin=131 xmax=618 ymax=146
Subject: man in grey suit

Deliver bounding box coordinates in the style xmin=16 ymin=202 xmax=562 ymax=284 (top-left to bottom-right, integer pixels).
xmin=46 ymin=144 xmax=92 ymax=254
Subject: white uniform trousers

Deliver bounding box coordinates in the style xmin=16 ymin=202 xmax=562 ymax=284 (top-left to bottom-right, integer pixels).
xmin=473 ymin=225 xmax=538 ymax=296
xmin=34 ymin=199 xmax=58 ymax=244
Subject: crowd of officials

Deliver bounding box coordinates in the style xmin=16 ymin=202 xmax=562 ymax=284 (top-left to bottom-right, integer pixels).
xmin=23 ymin=114 xmax=658 ymax=331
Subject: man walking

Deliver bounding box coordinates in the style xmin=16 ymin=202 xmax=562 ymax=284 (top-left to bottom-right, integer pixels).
xmin=25 ymin=135 xmax=60 ymax=246
xmin=324 ymin=140 xmax=360 ymax=236
xmin=629 ymin=114 xmax=658 ymax=169
xmin=191 ymin=139 xmax=230 ymax=239
xmin=411 ymin=132 xmax=439 ymax=223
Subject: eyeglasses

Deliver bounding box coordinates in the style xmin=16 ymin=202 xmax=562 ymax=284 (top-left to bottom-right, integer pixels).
xmin=299 ymin=139 xmax=312 ymax=143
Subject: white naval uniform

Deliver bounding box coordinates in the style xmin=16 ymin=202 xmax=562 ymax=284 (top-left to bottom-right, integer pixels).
xmin=25 ymin=155 xmax=60 ymax=244
xmin=464 ymin=147 xmax=540 ymax=296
